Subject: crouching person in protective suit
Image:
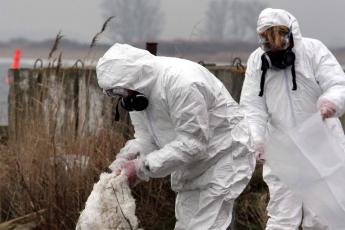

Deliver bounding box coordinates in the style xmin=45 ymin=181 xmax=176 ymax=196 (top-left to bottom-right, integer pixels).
xmin=96 ymin=43 xmax=255 ymax=230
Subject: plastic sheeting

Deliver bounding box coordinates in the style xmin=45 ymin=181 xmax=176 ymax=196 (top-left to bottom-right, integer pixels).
xmin=265 ymin=113 xmax=345 ymax=230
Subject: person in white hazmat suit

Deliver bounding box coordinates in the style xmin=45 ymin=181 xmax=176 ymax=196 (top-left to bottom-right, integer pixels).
xmin=96 ymin=43 xmax=255 ymax=230
xmin=240 ymin=8 xmax=345 ymax=229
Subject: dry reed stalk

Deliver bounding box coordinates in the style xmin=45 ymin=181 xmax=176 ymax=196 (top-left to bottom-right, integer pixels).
xmin=83 ymin=16 xmax=115 ymax=64
xmin=55 ymin=52 xmax=62 ymax=74
xmin=90 ymin=16 xmax=114 ymax=49
xmin=48 ymin=31 xmax=63 ymax=60
xmin=1 ymin=125 xmax=125 ymax=228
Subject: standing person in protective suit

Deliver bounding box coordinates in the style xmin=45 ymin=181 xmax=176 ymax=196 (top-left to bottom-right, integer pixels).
xmin=241 ymin=8 xmax=345 ymax=229
xmin=96 ymin=43 xmax=255 ymax=230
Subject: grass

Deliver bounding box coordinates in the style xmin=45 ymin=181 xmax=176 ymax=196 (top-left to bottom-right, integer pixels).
xmin=0 ymin=111 xmax=178 ymax=229
xmin=0 ymin=123 xmax=124 ymax=229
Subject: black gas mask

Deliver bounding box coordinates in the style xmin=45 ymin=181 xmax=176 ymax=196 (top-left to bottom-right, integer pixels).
xmin=104 ymin=87 xmax=149 ymax=121
xmin=120 ymin=92 xmax=149 ymax=111
xmin=258 ymin=30 xmax=297 ymax=97
xmin=265 ymin=49 xmax=295 ymax=69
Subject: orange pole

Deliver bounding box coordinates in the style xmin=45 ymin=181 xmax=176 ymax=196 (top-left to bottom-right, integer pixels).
xmin=5 ymin=49 xmax=21 ymax=84
xmin=11 ymin=48 xmax=21 ymax=69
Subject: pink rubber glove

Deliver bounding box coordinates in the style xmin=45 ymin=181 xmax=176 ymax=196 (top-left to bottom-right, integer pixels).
xmin=123 ymin=158 xmax=146 ymax=187
xmin=110 ymin=152 xmax=139 ymax=174
xmin=319 ymin=100 xmax=337 ymax=119
xmin=255 ymin=144 xmax=265 ymax=164
xmin=111 ymin=158 xmax=128 ymax=175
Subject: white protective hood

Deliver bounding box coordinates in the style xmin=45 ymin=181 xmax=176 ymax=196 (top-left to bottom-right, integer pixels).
xmin=257 ymin=8 xmax=302 ymax=41
xmin=97 ymin=43 xmax=255 ymax=194
xmin=97 ymin=43 xmax=157 ymax=97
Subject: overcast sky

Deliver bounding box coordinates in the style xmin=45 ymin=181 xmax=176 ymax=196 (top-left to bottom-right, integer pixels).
xmin=1 ymin=0 xmax=345 ymax=47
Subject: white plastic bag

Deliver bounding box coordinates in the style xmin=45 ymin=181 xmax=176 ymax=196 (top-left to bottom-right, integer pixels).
xmin=265 ymin=113 xmax=345 ymax=230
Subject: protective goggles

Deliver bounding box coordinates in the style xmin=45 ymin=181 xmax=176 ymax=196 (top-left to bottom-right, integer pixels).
xmin=103 ymin=87 xmax=130 ymax=98
xmin=258 ymin=31 xmax=291 ymax=52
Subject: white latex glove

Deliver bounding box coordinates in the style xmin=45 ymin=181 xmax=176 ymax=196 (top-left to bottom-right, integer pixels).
xmin=255 ymin=144 xmax=265 ymax=164
xmin=319 ymin=100 xmax=337 ymax=119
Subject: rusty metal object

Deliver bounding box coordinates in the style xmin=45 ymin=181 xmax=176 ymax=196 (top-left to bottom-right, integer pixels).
xmin=146 ymin=42 xmax=158 ymax=56
xmin=33 ymin=59 xmax=43 ymax=69
xmin=232 ymin=57 xmax=244 ymax=71
xmin=73 ymin=59 xmax=85 ymax=69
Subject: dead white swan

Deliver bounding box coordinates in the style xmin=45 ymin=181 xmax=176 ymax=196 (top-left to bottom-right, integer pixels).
xmin=76 ymin=172 xmax=141 ymax=230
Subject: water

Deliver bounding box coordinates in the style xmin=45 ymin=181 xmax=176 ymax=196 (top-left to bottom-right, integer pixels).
xmin=0 ymin=60 xmax=11 ymax=126
xmin=0 ymin=58 xmax=79 ymax=126
xmin=0 ymin=58 xmax=44 ymax=125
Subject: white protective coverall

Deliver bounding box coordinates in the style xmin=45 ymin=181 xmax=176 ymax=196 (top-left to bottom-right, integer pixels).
xmin=241 ymin=8 xmax=345 ymax=230
xmin=96 ymin=43 xmax=255 ymax=230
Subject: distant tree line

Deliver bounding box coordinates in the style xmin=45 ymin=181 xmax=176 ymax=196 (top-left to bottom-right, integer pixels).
xmin=101 ymin=0 xmax=266 ymax=44
xmin=101 ymin=0 xmax=164 ymax=43
xmin=203 ymin=0 xmax=267 ymax=43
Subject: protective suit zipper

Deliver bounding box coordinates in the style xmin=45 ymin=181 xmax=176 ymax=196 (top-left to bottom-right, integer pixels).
xmin=145 ymin=111 xmax=162 ymax=148
xmin=284 ymin=68 xmax=297 ymax=126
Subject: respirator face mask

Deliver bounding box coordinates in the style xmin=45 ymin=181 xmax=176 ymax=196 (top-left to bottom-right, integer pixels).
xmin=104 ymin=87 xmax=149 ymax=121
xmin=104 ymin=87 xmax=149 ymax=111
xmin=120 ymin=93 xmax=149 ymax=112
xmin=259 ymin=29 xmax=295 ymax=69
xmin=258 ymin=27 xmax=297 ymax=97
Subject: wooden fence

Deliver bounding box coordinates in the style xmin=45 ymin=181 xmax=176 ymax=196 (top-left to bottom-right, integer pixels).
xmin=7 ymin=66 xmax=245 ymax=144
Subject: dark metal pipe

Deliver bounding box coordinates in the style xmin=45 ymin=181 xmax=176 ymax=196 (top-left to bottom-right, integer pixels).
xmin=146 ymin=42 xmax=158 ymax=56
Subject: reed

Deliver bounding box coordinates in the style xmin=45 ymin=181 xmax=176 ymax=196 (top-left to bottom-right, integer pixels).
xmin=48 ymin=31 xmax=64 ymax=60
